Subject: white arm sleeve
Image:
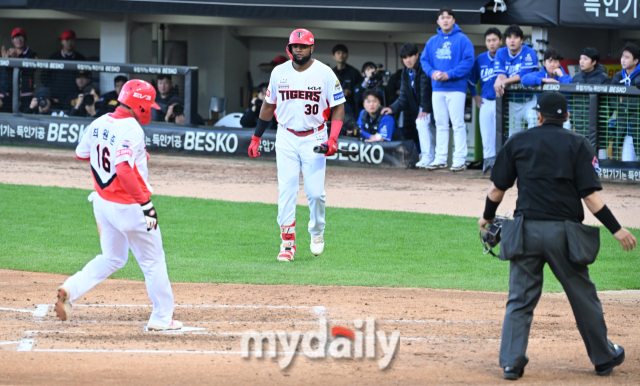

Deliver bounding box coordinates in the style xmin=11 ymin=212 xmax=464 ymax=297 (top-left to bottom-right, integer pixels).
xmin=327 ymin=69 xmax=346 ymax=108
xmin=265 ymin=72 xmax=278 ymax=105
xmin=75 ymin=123 xmax=94 ymax=159
xmin=114 ymin=127 xmax=144 ymax=168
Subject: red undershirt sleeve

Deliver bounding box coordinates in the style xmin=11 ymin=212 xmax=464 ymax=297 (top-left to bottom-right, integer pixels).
xmin=76 ymin=154 xmax=90 ymax=161
xmin=115 ymin=162 xmax=148 ymax=205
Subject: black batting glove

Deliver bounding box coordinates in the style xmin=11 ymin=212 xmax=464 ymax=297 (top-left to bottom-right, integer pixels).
xmin=141 ymin=200 xmax=158 ymax=231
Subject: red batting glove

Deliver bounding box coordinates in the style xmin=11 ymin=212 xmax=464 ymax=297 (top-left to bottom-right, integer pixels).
xmin=322 ymin=120 xmax=342 ymax=157
xmin=248 ymin=135 xmax=261 ymax=158
xmin=322 ymin=138 xmax=338 ymax=157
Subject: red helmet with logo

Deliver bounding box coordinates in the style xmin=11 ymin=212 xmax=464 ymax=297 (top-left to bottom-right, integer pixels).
xmin=117 ymin=79 xmax=160 ymax=125
xmin=286 ymin=29 xmax=315 ymax=60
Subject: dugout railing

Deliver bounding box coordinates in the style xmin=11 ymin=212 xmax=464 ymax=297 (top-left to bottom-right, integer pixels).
xmin=0 ymin=58 xmax=199 ymax=125
xmin=497 ymin=83 xmax=640 ymax=182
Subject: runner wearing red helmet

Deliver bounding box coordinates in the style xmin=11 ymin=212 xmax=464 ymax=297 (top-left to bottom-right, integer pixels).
xmin=54 ymin=79 xmax=182 ymax=331
xmin=248 ymin=29 xmax=346 ymax=262
xmin=117 ymin=79 xmax=161 ymax=125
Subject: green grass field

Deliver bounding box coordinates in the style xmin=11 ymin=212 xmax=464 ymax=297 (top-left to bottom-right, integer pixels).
xmin=0 ymin=183 xmax=638 ymax=292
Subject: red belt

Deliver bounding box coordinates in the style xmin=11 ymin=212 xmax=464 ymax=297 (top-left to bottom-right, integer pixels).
xmin=286 ymin=124 xmax=325 ymax=137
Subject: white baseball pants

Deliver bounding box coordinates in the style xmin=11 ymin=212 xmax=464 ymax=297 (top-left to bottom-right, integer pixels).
xmin=415 ymin=114 xmax=436 ymax=164
xmin=432 ymin=91 xmax=468 ymax=167
xmin=480 ymin=99 xmax=496 ymax=159
xmin=508 ymin=98 xmax=538 ymax=137
xmin=276 ymin=127 xmax=327 ymax=236
xmin=63 ymin=193 xmax=175 ymax=328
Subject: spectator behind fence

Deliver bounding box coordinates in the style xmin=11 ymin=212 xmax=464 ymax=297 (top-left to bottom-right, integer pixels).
xmin=332 ymin=44 xmax=362 ymax=118
xmin=572 ymin=48 xmax=611 ymax=85
xmin=354 ymin=62 xmax=385 ymax=118
xmin=382 ymin=43 xmax=434 ymax=166
xmin=1 ymin=28 xmax=38 ymax=113
xmin=240 ymin=82 xmax=277 ymax=130
xmin=493 ymin=25 xmax=538 ymax=136
xmin=69 ymin=84 xmax=104 ymax=118
xmin=153 ymin=75 xmax=178 ymax=121
xmin=522 ymin=48 xmax=572 ymax=86
xmin=41 ymin=30 xmax=86 ymax=109
xmin=610 ymin=43 xmax=640 ymax=159
xmin=164 ymin=96 xmax=205 ymax=125
xmin=612 ymin=43 xmax=640 ymax=87
xmin=358 ymin=89 xmax=396 ymax=142
xmin=68 ymin=71 xmax=93 ymax=109
xmin=522 ymin=48 xmax=573 ymax=130
xmin=468 ymin=27 xmax=502 ymax=167
xmin=420 ymin=7 xmax=474 ymax=172
xmin=101 ymin=75 xmax=128 ymax=113
xmin=27 ymin=87 xmax=54 ymax=115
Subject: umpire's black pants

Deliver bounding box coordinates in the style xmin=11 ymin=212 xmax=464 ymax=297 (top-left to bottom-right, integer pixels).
xmin=499 ymin=220 xmax=617 ymax=369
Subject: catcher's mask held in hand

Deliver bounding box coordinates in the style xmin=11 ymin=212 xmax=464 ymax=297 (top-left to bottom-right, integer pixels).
xmin=481 ymin=213 xmax=512 ymax=257
xmin=118 ymin=80 xmax=161 ymax=126
xmin=286 ymin=29 xmax=314 ymax=60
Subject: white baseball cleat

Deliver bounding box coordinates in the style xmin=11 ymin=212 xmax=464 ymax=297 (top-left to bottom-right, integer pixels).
xmin=425 ymin=162 xmax=447 ymax=171
xmin=54 ymin=286 xmax=72 ymax=321
xmin=310 ymin=235 xmax=324 ymax=256
xmin=450 ymin=164 xmax=467 ymax=172
xmin=147 ymin=319 xmax=183 ymax=331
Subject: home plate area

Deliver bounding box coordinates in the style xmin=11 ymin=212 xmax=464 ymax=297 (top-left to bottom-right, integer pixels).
xmin=1 ymin=272 xmax=638 ymax=385
xmin=19 ymin=303 xmax=328 ymax=354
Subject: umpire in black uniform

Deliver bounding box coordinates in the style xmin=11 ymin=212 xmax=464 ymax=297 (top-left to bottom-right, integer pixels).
xmin=478 ymin=91 xmax=637 ymax=380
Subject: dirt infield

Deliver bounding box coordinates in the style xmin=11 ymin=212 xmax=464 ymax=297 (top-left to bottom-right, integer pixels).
xmin=1 ymin=270 xmax=639 ymax=385
xmin=1 ymin=145 xmax=639 ymax=385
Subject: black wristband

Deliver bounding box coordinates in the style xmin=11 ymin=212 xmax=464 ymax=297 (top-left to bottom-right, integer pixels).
xmin=483 ymin=196 xmax=501 ymax=220
xmin=593 ymin=205 xmax=622 ymax=234
xmin=253 ymin=118 xmax=270 ymax=138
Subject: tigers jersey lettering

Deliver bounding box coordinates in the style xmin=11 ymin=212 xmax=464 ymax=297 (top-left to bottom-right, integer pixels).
xmin=266 ymin=59 xmax=345 ymax=130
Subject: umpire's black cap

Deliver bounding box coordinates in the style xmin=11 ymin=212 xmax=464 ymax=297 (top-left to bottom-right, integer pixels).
xmin=533 ymin=91 xmax=568 ymax=116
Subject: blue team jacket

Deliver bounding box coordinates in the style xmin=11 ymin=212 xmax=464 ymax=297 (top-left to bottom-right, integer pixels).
xmin=468 ymin=51 xmax=497 ymax=100
xmin=521 ymin=67 xmax=573 ymax=87
xmin=493 ymin=46 xmax=538 ymax=79
xmin=357 ymin=110 xmax=396 ymax=141
xmin=420 ymin=24 xmax=474 ymax=93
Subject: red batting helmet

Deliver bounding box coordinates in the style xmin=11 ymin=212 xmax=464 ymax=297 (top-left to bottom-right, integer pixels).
xmin=286 ymin=29 xmax=314 ymax=60
xmin=117 ymin=80 xmax=160 ymax=126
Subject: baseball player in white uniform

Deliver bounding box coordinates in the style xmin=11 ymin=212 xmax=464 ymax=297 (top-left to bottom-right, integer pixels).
xmin=248 ymin=29 xmax=346 ymax=262
xmin=54 ymin=80 xmax=182 ymax=331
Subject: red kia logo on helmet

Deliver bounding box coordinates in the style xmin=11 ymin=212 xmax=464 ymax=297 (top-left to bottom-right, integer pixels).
xmin=133 ymin=92 xmax=152 ymax=101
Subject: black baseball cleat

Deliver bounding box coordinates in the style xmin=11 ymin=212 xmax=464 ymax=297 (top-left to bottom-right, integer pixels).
xmin=595 ymin=344 xmax=625 ymax=376
xmin=503 ymin=366 xmax=524 ymax=380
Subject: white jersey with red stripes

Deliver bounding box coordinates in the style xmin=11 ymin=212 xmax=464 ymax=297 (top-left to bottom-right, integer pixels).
xmin=76 ymin=114 xmax=152 ymax=204
xmin=265 ymin=59 xmax=345 ymax=131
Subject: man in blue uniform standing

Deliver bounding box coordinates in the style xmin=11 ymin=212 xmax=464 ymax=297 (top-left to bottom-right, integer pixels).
xmin=493 ymin=25 xmax=538 ymax=136
xmin=420 ymin=7 xmax=474 ymax=172
xmin=468 ymin=27 xmax=502 ymax=171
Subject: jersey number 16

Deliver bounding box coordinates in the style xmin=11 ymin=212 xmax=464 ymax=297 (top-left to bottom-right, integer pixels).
xmin=96 ymin=144 xmax=111 ymax=173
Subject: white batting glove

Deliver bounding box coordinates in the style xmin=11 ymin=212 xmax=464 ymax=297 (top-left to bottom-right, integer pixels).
xmin=141 ymin=200 xmax=158 ymax=231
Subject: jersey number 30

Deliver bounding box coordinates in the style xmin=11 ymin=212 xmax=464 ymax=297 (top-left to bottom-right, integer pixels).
xmin=304 ymin=104 xmax=319 ymax=115
xmin=96 ymin=144 xmax=111 ymax=173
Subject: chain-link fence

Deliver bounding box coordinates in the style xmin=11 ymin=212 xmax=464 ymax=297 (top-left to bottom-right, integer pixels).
xmin=498 ymin=83 xmax=640 ymax=163
xmin=0 ymin=58 xmax=198 ymax=124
